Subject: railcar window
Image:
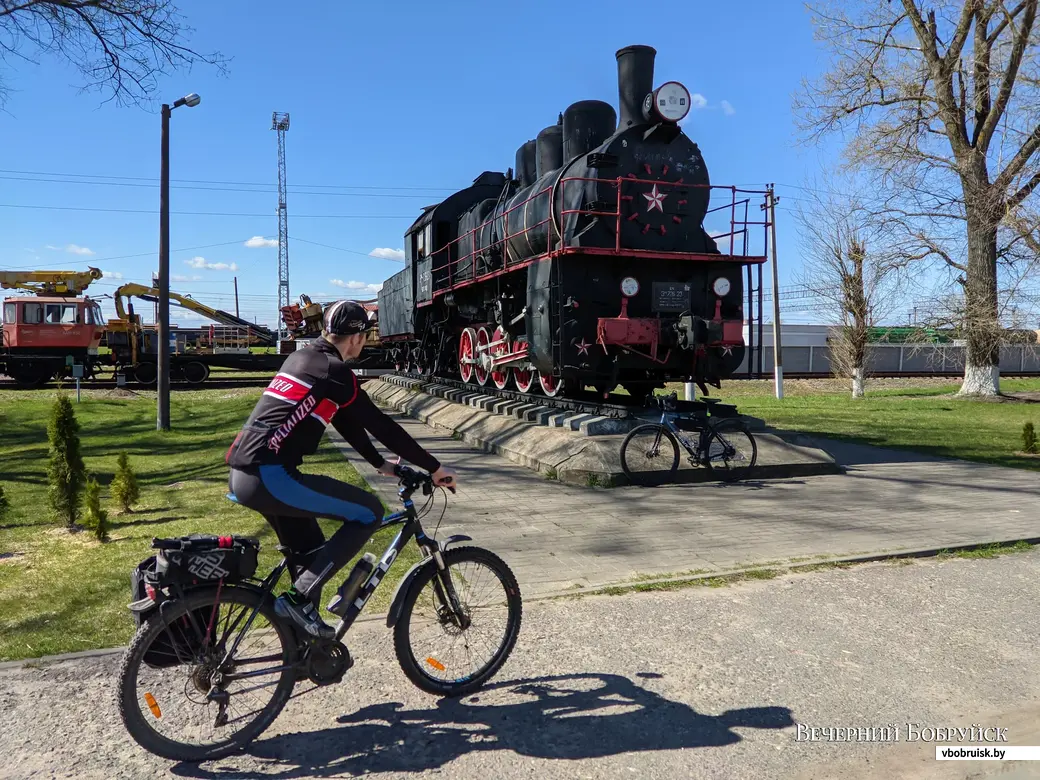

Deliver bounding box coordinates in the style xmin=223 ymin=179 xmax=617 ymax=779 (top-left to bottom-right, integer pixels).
xmin=3 ymin=303 xmax=15 ymax=324
xmin=23 ymin=303 xmax=42 ymax=324
xmin=44 ymin=304 xmax=79 ymax=324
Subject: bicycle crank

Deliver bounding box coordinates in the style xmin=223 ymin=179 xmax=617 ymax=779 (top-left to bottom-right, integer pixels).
xmin=304 ymin=638 xmax=353 ymax=686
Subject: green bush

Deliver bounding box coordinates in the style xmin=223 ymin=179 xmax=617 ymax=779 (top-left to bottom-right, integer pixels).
xmin=47 ymin=395 xmax=85 ymax=529
xmin=1024 ymin=422 xmax=1038 ymax=455
xmin=111 ymin=451 xmax=140 ymax=513
xmin=83 ymin=476 xmax=109 ymax=543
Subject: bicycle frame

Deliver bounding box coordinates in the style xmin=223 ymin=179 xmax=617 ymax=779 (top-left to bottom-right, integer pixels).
xmin=209 ymin=479 xmax=451 ymax=683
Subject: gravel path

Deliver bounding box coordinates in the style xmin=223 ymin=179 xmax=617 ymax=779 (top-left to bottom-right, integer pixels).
xmin=2 ymin=551 xmax=1039 ymax=779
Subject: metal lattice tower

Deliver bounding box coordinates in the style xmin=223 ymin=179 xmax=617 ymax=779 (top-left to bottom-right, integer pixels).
xmin=272 ymin=111 xmax=290 ymax=340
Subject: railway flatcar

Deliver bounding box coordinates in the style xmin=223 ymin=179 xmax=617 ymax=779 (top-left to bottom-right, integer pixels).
xmin=379 ymin=44 xmax=768 ymax=398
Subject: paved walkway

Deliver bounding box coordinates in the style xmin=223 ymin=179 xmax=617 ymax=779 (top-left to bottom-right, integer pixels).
xmin=4 ymin=550 xmax=1040 ymax=778
xmin=332 ymin=414 xmax=1040 ymax=597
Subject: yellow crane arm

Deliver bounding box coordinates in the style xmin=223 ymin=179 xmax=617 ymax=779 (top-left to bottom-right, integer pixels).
xmin=0 ymin=267 xmax=102 ymax=295
xmin=112 ymin=283 xmax=229 ymax=323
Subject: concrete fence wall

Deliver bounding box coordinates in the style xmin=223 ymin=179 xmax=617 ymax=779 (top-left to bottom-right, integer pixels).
xmin=737 ymin=343 xmax=1040 ymax=376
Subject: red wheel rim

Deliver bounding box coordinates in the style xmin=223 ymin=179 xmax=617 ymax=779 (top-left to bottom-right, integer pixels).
xmin=539 ymin=371 xmax=563 ymax=397
xmin=458 ymin=328 xmax=476 ymax=383
xmin=474 ymin=327 xmax=490 ymax=386
xmin=514 ymin=366 xmax=533 ymax=392
xmin=490 ymin=326 xmax=510 ymax=390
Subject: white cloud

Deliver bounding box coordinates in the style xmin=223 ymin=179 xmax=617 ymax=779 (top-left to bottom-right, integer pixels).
xmin=330 ymin=279 xmax=383 ymax=296
xmin=721 ymin=100 xmax=736 ymax=116
xmin=244 ymin=236 xmax=278 ymax=248
xmin=185 ymin=256 xmax=238 ymax=271
xmin=690 ymin=93 xmax=708 ymax=109
xmin=369 ymin=247 xmax=405 ymax=261
xmin=172 ymin=274 xmax=204 ymax=282
xmin=709 ymin=230 xmax=733 ymax=252
xmin=45 ymin=243 xmax=95 ymax=255
xmin=100 ymin=270 xmax=123 ymax=280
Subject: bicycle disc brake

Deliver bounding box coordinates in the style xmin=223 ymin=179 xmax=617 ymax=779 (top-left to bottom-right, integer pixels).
xmin=305 ymin=638 xmax=353 ymax=686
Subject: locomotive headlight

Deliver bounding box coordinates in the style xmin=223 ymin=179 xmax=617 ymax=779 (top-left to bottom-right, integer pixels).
xmin=643 ymin=81 xmax=693 ymax=124
xmin=712 ymin=277 xmax=731 ymax=297
xmin=620 ymin=277 xmax=640 ymax=297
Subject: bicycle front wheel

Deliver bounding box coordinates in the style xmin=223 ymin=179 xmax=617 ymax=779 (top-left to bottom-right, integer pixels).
xmin=395 ymin=546 xmax=522 ymax=697
xmin=620 ymin=424 xmax=680 ymax=486
xmin=117 ymin=585 xmax=298 ymax=762
xmin=705 ymin=420 xmax=758 ymax=482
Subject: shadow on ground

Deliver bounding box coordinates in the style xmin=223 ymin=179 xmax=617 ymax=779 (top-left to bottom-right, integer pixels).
xmin=172 ymin=672 xmax=794 ymax=778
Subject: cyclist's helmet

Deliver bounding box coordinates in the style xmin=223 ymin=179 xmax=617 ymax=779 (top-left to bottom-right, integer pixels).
xmin=323 ymin=300 xmax=375 ymax=336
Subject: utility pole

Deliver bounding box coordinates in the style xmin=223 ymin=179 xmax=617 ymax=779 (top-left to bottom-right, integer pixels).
xmin=234 ymin=276 xmax=240 ymax=318
xmin=764 ymin=185 xmax=784 ymax=400
xmin=157 ymin=92 xmax=200 ymax=432
xmin=273 ymin=112 xmax=291 ymax=348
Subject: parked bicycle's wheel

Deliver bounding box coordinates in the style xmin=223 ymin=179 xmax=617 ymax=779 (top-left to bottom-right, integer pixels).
xmin=117 ymin=586 xmax=298 ymax=762
xmin=620 ymin=424 xmax=680 ymax=486
xmin=395 ymin=546 xmax=522 ymax=697
xmin=705 ymin=421 xmax=758 ymax=482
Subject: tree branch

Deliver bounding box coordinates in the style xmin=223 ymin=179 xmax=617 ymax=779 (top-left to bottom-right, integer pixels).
xmin=976 ymin=0 xmax=1038 ymax=151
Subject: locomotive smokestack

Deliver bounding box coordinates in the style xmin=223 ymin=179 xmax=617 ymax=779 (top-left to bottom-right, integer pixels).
xmin=615 ymin=45 xmax=657 ymax=130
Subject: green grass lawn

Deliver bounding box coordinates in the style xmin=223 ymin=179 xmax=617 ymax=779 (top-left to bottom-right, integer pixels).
xmin=666 ymin=377 xmax=1040 ymax=470
xmin=0 ymin=387 xmax=416 ymax=662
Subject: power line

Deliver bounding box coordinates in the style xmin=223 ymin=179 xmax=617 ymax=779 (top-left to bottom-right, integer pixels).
xmin=0 ymin=168 xmax=460 ymax=192
xmin=0 ymin=174 xmax=444 ymax=199
xmin=0 ymin=203 xmax=414 ymax=218
xmin=291 ymin=235 xmax=404 ymax=260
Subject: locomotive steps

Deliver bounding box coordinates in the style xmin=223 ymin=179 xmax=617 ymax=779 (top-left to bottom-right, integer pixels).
xmin=365 ymin=376 xmax=841 ymax=487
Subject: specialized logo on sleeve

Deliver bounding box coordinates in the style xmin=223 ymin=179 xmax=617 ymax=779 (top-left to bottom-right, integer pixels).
xmin=268 ymin=395 xmax=317 ymax=452
xmin=263 ymin=372 xmax=312 ymax=404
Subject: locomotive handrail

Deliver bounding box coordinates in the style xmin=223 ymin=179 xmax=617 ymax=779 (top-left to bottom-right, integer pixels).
xmin=424 ymin=178 xmax=772 ymax=300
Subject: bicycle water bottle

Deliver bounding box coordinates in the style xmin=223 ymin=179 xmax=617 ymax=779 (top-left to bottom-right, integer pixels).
xmin=326 ymin=553 xmax=377 ymax=616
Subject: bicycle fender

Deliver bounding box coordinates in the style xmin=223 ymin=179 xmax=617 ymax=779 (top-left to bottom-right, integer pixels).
xmin=385 ymin=560 xmax=429 ymax=629
xmin=384 ymin=537 xmax=474 ymax=628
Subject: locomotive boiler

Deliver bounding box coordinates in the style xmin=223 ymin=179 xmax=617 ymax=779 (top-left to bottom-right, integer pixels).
xmin=377 ymin=44 xmax=765 ymax=398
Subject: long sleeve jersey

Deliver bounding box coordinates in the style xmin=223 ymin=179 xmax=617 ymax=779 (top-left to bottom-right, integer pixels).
xmin=226 ymin=337 xmax=440 ymax=473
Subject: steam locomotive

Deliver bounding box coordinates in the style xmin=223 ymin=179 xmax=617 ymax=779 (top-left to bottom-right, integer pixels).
xmin=377 ymin=44 xmax=763 ymax=398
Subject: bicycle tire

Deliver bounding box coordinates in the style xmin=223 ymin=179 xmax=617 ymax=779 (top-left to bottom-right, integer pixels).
xmin=394 ymin=546 xmax=522 ymax=697
xmin=705 ymin=420 xmax=758 ymax=482
xmin=117 ymin=585 xmax=298 ymax=762
xmin=620 ymin=424 xmax=681 ymax=486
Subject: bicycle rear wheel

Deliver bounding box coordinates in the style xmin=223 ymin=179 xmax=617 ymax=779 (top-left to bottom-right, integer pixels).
xmin=705 ymin=420 xmax=758 ymax=482
xmin=620 ymin=424 xmax=681 ymax=486
xmin=117 ymin=585 xmax=298 ymax=762
xmin=395 ymin=546 xmax=522 ymax=697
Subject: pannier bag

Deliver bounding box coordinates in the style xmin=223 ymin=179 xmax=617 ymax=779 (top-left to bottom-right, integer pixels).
xmin=128 ymin=535 xmax=261 ymax=669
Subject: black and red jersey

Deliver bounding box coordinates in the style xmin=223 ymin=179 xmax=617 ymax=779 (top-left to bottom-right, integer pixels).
xmin=226 ymin=337 xmax=440 ymax=473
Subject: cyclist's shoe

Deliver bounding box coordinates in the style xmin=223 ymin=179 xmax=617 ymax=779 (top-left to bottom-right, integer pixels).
xmin=274 ymin=593 xmax=336 ymax=639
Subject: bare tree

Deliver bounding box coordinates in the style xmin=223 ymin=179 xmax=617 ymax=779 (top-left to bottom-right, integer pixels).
xmin=794 ymin=179 xmax=900 ymax=397
xmin=0 ymin=0 xmax=225 ymax=108
xmin=797 ymin=0 xmax=1040 ymax=396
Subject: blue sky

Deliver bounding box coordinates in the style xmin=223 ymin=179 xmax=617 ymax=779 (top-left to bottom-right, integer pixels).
xmin=1 ymin=0 xmax=837 ymax=327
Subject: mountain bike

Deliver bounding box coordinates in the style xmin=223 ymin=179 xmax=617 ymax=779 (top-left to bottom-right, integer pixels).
xmin=116 ymin=465 xmax=522 ymax=763
xmin=620 ymin=392 xmax=757 ymax=485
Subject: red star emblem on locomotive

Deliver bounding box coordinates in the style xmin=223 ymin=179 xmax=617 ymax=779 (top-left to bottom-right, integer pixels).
xmin=643 ymin=184 xmax=667 ymax=213
xmin=575 ymin=338 xmax=591 ymax=356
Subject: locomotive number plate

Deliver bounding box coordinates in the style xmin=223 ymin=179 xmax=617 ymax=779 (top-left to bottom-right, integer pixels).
xmin=652 ymin=282 xmax=691 ymax=312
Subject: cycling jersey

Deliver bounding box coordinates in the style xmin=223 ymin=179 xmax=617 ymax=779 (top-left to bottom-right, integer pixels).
xmin=225 ymin=337 xmax=440 ymax=474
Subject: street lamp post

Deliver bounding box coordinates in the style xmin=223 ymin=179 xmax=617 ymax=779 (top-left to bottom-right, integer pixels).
xmin=157 ymin=92 xmax=201 ymax=432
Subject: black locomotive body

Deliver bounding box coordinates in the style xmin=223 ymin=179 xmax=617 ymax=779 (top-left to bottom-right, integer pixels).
xmin=377 ymin=44 xmax=762 ymax=398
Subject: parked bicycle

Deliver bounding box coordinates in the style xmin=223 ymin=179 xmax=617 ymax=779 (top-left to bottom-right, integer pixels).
xmin=620 ymin=392 xmax=758 ymax=486
xmin=116 ymin=465 xmax=522 ymax=762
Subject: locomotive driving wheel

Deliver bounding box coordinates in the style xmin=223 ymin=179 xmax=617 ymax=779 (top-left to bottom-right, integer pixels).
xmin=458 ymin=328 xmax=478 ymax=383
xmin=474 ymin=326 xmax=491 ymax=386
xmin=539 ymin=371 xmax=564 ymax=397
xmin=489 ymin=326 xmax=511 ymax=390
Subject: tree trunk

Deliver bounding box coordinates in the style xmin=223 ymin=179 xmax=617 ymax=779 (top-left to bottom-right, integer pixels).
xmin=852 ymin=366 xmax=865 ymax=398
xmin=959 ymin=213 xmax=1001 ymax=396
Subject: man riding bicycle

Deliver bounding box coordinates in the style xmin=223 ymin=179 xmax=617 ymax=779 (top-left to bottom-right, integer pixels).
xmin=225 ymin=300 xmax=456 ymax=639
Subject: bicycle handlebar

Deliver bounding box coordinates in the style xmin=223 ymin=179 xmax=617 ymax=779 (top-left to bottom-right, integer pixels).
xmin=393 ymin=464 xmax=456 ymax=496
